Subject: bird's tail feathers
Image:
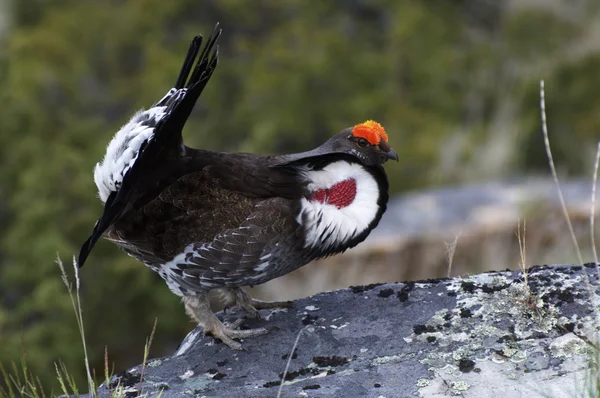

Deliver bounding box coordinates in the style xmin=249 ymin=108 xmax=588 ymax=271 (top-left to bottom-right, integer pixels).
xmin=80 ymin=24 xmax=222 ymax=268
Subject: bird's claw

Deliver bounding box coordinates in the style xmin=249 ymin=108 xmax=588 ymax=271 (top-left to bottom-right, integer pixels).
xmin=204 ymin=318 xmax=270 ymax=350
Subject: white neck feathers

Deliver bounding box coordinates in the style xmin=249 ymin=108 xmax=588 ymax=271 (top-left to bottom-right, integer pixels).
xmin=298 ymin=161 xmax=380 ymax=251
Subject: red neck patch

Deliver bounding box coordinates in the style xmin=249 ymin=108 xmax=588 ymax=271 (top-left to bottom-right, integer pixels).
xmin=311 ymin=178 xmax=357 ymax=209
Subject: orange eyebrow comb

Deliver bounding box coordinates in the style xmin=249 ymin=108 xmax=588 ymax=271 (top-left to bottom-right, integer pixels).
xmin=351 ymin=120 xmax=388 ymax=145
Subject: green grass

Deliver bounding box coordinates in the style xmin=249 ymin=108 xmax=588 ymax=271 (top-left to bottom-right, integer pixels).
xmin=1 ymin=358 xmax=47 ymax=398
xmin=0 ymin=256 xmax=160 ymax=398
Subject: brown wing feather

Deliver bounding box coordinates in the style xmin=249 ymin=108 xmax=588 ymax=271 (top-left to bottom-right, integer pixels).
xmin=109 ymin=169 xmax=260 ymax=261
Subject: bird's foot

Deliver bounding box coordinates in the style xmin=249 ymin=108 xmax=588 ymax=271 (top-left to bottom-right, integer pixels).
xmin=204 ymin=317 xmax=270 ymax=350
xmin=233 ymin=289 xmax=294 ymax=319
xmin=184 ymin=294 xmax=274 ymax=350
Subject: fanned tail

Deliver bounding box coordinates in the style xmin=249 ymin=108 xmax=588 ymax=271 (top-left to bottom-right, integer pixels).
xmin=78 ymin=24 xmax=221 ymax=268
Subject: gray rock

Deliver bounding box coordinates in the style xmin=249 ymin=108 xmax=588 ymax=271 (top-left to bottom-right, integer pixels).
xmin=368 ymin=178 xmax=596 ymax=240
xmin=93 ymin=264 xmax=599 ymax=397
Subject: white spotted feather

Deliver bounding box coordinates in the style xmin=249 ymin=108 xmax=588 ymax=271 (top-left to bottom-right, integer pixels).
xmin=93 ymin=89 xmax=182 ymax=203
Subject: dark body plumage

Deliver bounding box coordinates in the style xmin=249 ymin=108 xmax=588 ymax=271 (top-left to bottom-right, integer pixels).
xmin=80 ymin=24 xmax=397 ymax=349
xmin=106 ymin=151 xmax=388 ymax=295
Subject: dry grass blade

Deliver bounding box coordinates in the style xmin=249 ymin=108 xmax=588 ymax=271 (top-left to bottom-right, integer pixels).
xmin=56 ymin=255 xmax=95 ymax=396
xmin=541 ymin=82 xmax=600 ymax=397
xmin=445 ymin=233 xmax=461 ymax=278
xmin=591 ymin=141 xmax=600 ymax=264
xmin=539 ymin=80 xmax=584 ymax=265
xmin=140 ymin=318 xmax=158 ymax=384
xmin=104 ymin=345 xmax=116 ymax=394
xmin=277 ymin=325 xmax=308 ymax=398
xmin=516 ymin=219 xmax=529 ymax=289
xmin=540 ymin=81 xmax=598 ymax=322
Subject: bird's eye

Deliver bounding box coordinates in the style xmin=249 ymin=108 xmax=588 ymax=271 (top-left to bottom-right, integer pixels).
xmin=357 ymin=138 xmax=369 ymax=147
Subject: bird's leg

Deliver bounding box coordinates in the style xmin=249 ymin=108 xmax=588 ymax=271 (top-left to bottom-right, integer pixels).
xmin=183 ymin=294 xmax=269 ymax=350
xmin=231 ymin=288 xmax=294 ymax=319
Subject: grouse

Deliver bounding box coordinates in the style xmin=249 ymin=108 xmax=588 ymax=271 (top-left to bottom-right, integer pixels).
xmin=78 ymin=24 xmax=398 ymax=350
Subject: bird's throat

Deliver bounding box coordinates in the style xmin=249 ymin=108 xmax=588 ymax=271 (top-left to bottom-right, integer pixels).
xmin=310 ymin=178 xmax=357 ymax=209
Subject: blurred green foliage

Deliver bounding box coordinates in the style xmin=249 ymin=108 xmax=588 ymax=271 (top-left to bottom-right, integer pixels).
xmin=0 ymin=0 xmax=599 ymax=392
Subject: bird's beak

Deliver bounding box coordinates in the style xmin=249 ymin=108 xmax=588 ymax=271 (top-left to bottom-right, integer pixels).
xmin=379 ymin=141 xmax=399 ymax=162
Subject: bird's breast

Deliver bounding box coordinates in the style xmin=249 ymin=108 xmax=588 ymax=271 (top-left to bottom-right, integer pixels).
xmin=297 ymin=160 xmax=381 ymax=252
xmin=310 ymin=178 xmax=357 ymax=208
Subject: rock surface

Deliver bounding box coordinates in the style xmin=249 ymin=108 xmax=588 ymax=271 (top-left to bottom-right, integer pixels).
xmin=368 ymin=178 xmax=596 ymax=241
xmin=96 ymin=264 xmax=599 ymax=397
